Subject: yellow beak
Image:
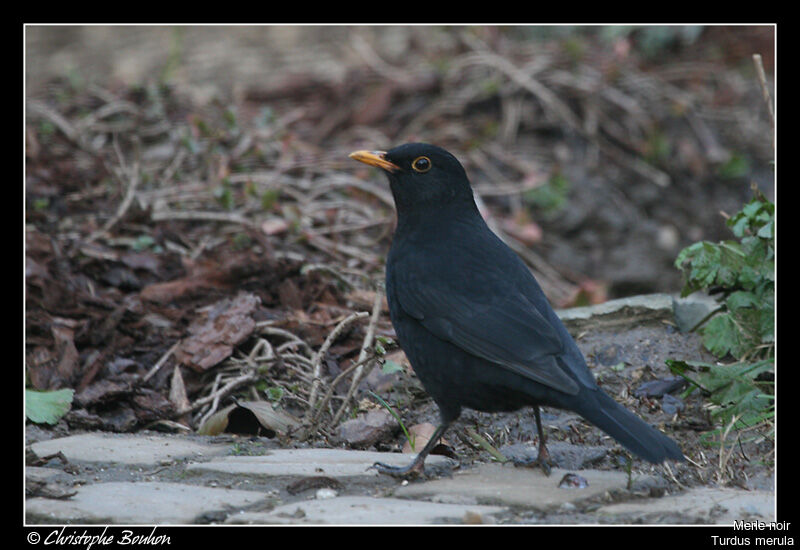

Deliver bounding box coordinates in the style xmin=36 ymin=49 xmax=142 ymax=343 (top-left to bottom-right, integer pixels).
xmin=348 ymin=150 xmax=401 ymax=173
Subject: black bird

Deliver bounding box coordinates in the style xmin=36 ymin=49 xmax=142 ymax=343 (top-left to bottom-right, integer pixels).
xmin=349 ymin=143 xmax=684 ymax=476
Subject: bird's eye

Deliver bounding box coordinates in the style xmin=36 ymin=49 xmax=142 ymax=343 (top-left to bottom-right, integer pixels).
xmin=412 ymin=156 xmax=431 ymax=173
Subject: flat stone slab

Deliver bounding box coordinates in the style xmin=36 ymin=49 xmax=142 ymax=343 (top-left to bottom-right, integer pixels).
xmin=226 ymin=495 xmax=503 ymax=525
xmin=557 ymin=293 xmax=673 ymax=332
xmin=29 ymin=433 xmax=230 ymax=465
xmin=26 ymin=481 xmax=266 ymax=524
xmin=186 ymin=448 xmax=454 ymax=478
xmin=597 ymin=487 xmax=775 ymax=524
xmin=395 ymin=463 xmax=629 ymax=511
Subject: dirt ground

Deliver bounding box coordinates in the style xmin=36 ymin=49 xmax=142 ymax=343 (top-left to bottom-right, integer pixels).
xmin=25 ymin=26 xmax=775 ymax=498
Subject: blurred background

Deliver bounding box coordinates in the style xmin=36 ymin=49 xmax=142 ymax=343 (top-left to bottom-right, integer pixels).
xmin=26 ymin=25 xmax=774 ymax=306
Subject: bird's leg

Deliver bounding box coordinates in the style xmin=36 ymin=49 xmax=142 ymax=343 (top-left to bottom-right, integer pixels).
xmin=533 ymin=405 xmax=555 ymax=476
xmin=511 ymin=406 xmax=556 ymax=476
xmin=371 ymin=422 xmax=450 ymax=479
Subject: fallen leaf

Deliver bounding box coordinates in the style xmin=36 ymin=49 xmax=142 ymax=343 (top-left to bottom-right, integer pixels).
xmin=261 ymin=218 xmax=289 ymax=235
xmin=175 ymin=292 xmax=260 ymax=372
xmin=25 ymin=388 xmax=74 ymax=425
xmin=402 ymin=422 xmax=449 ymax=454
xmin=197 ymin=401 xmax=300 ymax=436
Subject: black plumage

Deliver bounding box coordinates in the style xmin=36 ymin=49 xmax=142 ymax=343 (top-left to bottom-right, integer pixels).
xmin=349 ymin=143 xmax=684 ymax=475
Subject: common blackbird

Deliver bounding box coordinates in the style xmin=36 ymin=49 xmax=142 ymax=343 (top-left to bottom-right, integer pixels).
xmin=349 ymin=143 xmax=684 ymax=476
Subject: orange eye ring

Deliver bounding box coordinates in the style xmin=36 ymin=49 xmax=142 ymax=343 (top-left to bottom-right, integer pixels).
xmin=412 ymin=156 xmax=432 ymax=173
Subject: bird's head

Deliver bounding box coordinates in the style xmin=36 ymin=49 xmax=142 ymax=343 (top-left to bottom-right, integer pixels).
xmin=349 ymin=143 xmax=475 ymax=214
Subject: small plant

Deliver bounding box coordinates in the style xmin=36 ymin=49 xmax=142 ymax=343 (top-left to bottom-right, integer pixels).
xmin=369 ymin=390 xmax=415 ymax=452
xmin=669 ymin=187 xmax=774 ymax=445
xmin=523 ymin=171 xmax=570 ymax=218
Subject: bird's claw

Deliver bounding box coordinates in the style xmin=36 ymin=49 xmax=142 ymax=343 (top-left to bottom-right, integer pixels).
xmin=369 ymin=461 xmax=425 ymax=479
xmin=511 ymin=453 xmax=556 ymax=477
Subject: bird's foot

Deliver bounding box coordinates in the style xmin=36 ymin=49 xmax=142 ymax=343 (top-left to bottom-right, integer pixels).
xmin=511 ymin=449 xmax=556 ymax=476
xmin=369 ymin=460 xmax=425 ymax=480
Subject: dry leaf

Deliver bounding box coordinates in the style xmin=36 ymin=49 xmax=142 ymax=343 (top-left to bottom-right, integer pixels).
xmin=197 ymin=401 xmax=300 ymax=436
xmin=402 ymin=422 xmax=448 ymax=454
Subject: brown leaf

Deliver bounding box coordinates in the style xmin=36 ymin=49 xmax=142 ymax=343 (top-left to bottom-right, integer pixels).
xmin=139 ymin=258 xmax=227 ymax=303
xmin=338 ymin=409 xmax=399 ymax=449
xmin=51 ymin=324 xmax=79 ymax=388
xmin=197 ymin=401 xmax=300 ymax=436
xmin=236 ymin=401 xmax=301 ymax=435
xmin=402 ymin=422 xmax=448 ymax=454
xmin=169 ymin=366 xmax=190 ymax=413
xmin=74 ymin=379 xmax=132 ymax=407
xmin=176 ymin=292 xmax=261 ymax=372
xmin=131 ymin=389 xmax=174 ymax=422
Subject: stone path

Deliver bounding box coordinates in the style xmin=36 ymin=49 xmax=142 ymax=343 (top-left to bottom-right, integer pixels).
xmin=25 ymin=432 xmax=774 ymax=525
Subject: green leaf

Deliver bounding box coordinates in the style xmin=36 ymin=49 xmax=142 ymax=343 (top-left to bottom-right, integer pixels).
xmin=369 ymin=391 xmax=412 ymax=450
xmin=757 ymin=219 xmax=774 ymax=239
xmin=523 ymin=172 xmax=570 ymax=217
xmin=725 ymin=290 xmax=757 ymax=312
xmin=381 ymin=360 xmax=405 ymax=374
xmin=26 ymin=388 xmax=74 ymax=425
xmin=702 ymin=314 xmax=742 ymax=358
xmin=265 ymin=386 xmax=284 ymax=403
xmin=670 ymin=190 xmax=774 ymax=445
xmin=132 ymin=234 xmax=156 ymax=251
xmin=717 ymin=153 xmax=750 ymax=180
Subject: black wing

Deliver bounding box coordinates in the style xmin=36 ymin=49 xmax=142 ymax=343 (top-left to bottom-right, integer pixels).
xmin=391 ymin=253 xmax=580 ymax=396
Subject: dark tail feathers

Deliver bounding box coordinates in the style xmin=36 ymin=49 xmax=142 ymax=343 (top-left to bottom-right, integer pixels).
xmin=579 ymin=390 xmax=684 ymax=463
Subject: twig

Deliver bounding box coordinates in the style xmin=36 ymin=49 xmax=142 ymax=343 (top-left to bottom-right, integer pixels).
xmin=752 ymin=54 xmax=775 ymax=152
xmin=717 ymin=413 xmax=741 ymax=486
xmin=86 ymin=135 xmax=142 ymax=243
xmin=305 ymin=233 xmax=381 ymax=265
xmin=460 ymin=34 xmax=582 ymax=132
xmin=329 ymin=285 xmax=384 ymax=428
xmin=174 ymin=370 xmax=258 ymax=417
xmin=351 ymin=33 xmax=415 ymax=87
xmin=142 ymin=341 xmax=180 ymax=383
xmin=150 ymin=209 xmax=257 ymax=228
xmin=307 ymin=351 xmax=380 ymax=435
xmin=303 ymin=310 xmax=370 ymax=425
xmin=257 ymin=325 xmax=314 ymax=356
xmin=662 ymin=461 xmax=684 ymax=490
xmin=465 ymin=427 xmax=508 ymax=463
xmin=27 ymin=100 xmax=82 ymax=146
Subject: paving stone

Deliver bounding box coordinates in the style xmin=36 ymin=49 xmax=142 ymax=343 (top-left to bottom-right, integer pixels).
xmin=225 ymin=495 xmax=503 ymax=525
xmin=672 ymin=292 xmax=719 ymax=333
xmin=557 ymin=293 xmax=673 ymax=333
xmin=26 ymin=481 xmax=266 ymax=524
xmin=500 ymin=442 xmax=607 ymax=470
xmin=28 ymin=433 xmax=230 ymax=465
xmin=597 ymin=487 xmax=776 ymax=524
xmin=186 ymin=448 xmax=455 ymax=478
xmin=26 ymin=466 xmax=65 ymax=483
xmin=394 ymin=463 xmax=629 ymax=511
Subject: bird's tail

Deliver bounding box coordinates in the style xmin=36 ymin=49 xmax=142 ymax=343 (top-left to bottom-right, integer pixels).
xmin=577 ymin=390 xmax=684 ymax=463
